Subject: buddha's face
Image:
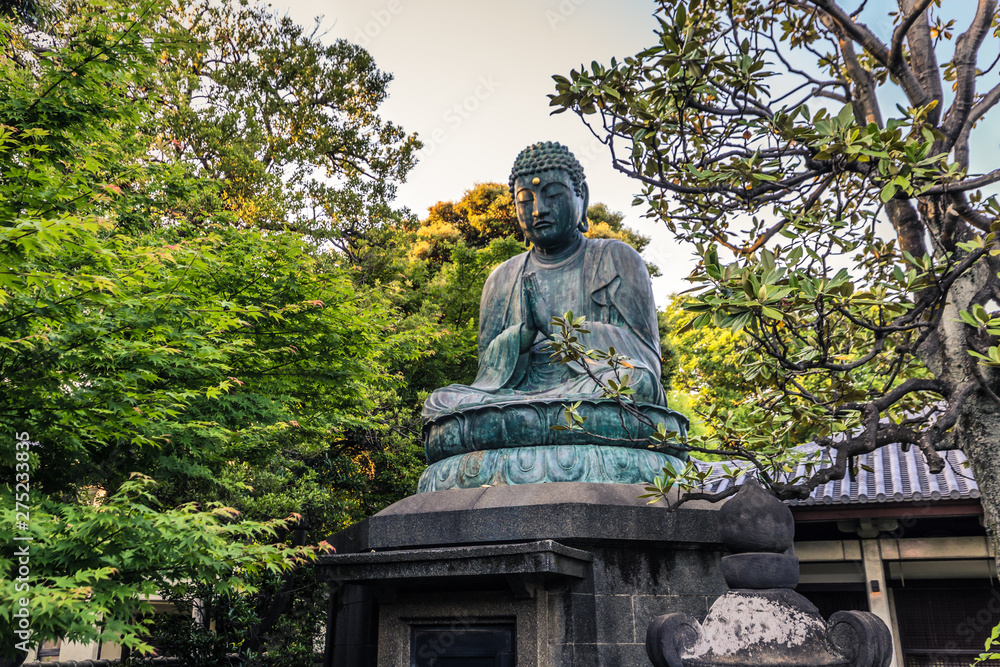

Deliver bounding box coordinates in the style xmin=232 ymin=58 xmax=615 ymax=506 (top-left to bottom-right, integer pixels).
xmin=513 ymin=169 xmax=585 ymax=250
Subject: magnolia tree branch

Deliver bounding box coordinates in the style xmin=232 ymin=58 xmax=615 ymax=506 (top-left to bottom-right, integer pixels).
xmin=954 ymin=78 xmax=1000 ymax=172
xmin=966 ymin=81 xmax=1000 ymax=133
xmin=804 ymin=0 xmax=932 ymax=108
xmin=712 ymin=176 xmax=835 ymax=256
xmin=548 ymin=313 xmax=956 ymax=504
xmin=819 ymin=12 xmax=883 ymax=126
xmin=548 ymin=0 xmax=1000 ymax=518
xmin=941 ymin=0 xmax=998 ymax=150
xmin=885 ymin=198 xmax=929 ymax=258
xmin=656 ymin=486 xmax=740 ymax=512
xmin=924 ymin=168 xmax=1000 ymax=195
xmin=899 ymin=0 xmax=943 ymax=124
xmin=950 ymin=192 xmax=995 ymax=232
xmin=838 ymin=377 xmax=944 ymax=413
xmin=890 ymin=0 xmax=936 ymax=70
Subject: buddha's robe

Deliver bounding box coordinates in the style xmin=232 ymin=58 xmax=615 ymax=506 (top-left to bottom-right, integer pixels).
xmin=422 ymin=238 xmax=665 ymax=423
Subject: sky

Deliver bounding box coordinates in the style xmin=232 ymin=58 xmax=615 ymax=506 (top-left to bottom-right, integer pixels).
xmin=272 ymin=0 xmax=999 ymax=305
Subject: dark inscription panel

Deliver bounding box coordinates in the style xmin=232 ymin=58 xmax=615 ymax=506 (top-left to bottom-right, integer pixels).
xmin=411 ymin=623 xmax=514 ymax=667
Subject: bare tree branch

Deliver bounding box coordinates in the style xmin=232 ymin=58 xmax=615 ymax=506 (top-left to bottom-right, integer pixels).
xmin=949 ymin=192 xmax=995 ymax=232
xmin=819 ymin=11 xmax=883 ymax=125
xmin=839 ymin=377 xmax=944 ymax=413
xmin=941 ymin=0 xmax=997 ymax=148
xmin=804 ymin=0 xmax=890 ymax=61
xmin=961 ymin=81 xmax=1000 ymax=140
xmin=885 ymin=198 xmax=928 ymax=258
xmin=899 ymin=0 xmax=944 ymax=125
xmin=890 ymin=0 xmax=936 ymax=71
xmin=805 ymin=0 xmax=933 ymax=108
xmin=923 ymin=167 xmax=1000 ymax=195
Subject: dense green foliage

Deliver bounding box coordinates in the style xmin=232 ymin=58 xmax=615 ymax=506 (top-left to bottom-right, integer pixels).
xmin=659 ymin=296 xmax=748 ymax=436
xmin=2 ymin=475 xmax=314 ymax=656
xmin=0 ymin=0 xmax=425 ymax=660
xmin=153 ymin=0 xmax=418 ymax=250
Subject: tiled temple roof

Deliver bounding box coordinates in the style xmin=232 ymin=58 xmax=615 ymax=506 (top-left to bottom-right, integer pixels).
xmin=693 ymin=441 xmax=980 ymax=505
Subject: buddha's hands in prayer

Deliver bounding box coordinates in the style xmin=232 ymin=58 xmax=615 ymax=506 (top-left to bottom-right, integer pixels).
xmin=519 ymin=272 xmax=545 ymax=353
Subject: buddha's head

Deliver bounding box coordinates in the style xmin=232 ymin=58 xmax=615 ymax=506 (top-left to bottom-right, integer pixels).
xmin=509 ymin=142 xmax=589 ymax=251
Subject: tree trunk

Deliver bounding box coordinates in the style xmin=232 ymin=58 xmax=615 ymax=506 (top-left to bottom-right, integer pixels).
xmin=958 ymin=395 xmax=1000 ymax=566
xmin=919 ymin=253 xmax=1000 ymax=567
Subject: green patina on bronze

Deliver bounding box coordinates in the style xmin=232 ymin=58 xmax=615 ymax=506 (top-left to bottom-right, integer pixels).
xmin=418 ymin=142 xmax=687 ymax=492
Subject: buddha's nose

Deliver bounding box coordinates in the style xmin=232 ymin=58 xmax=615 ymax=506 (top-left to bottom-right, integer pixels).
xmin=533 ymin=198 xmax=550 ymax=219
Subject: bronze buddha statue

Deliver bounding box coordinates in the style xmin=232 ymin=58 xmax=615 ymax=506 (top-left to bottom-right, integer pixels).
xmin=418 ymin=142 xmax=687 ymax=492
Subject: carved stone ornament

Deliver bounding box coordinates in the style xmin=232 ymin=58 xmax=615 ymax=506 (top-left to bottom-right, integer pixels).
xmin=646 ymin=480 xmax=893 ymax=667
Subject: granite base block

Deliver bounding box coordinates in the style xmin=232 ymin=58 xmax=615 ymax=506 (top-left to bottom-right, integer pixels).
xmin=318 ymin=483 xmax=727 ymax=667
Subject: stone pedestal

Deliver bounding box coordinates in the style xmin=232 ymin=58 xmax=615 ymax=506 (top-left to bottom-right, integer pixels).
xmin=318 ymin=482 xmax=726 ymax=667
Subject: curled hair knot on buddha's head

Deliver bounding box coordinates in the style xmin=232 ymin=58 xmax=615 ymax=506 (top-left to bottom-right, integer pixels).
xmin=508 ymin=142 xmax=586 ymax=197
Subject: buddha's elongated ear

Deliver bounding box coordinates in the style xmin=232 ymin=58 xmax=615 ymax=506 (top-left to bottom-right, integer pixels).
xmin=578 ymin=181 xmax=590 ymax=233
